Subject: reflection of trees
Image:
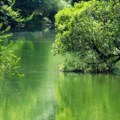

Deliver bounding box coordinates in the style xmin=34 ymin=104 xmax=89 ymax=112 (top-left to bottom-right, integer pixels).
xmin=56 ymin=74 xmax=120 ymax=120
xmin=0 ymin=31 xmax=56 ymax=120
xmin=0 ymin=67 xmax=56 ymax=120
xmin=0 ymin=79 xmax=39 ymax=120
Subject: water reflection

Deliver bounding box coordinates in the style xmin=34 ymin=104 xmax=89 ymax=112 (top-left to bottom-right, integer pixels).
xmin=0 ymin=31 xmax=120 ymax=120
xmin=56 ymin=73 xmax=120 ymax=120
xmin=0 ymin=31 xmax=56 ymax=120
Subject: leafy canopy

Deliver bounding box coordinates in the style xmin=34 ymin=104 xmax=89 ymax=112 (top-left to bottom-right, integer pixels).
xmin=53 ymin=0 xmax=120 ymax=73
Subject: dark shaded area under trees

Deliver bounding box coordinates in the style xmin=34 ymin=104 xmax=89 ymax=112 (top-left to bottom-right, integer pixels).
xmin=12 ymin=0 xmax=69 ymax=31
xmin=0 ymin=0 xmax=91 ymax=31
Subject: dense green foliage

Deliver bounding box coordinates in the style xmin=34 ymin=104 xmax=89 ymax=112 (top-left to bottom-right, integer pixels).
xmin=13 ymin=0 xmax=69 ymax=30
xmin=0 ymin=0 xmax=33 ymax=31
xmin=53 ymin=1 xmax=120 ymax=73
xmin=0 ymin=0 xmax=23 ymax=80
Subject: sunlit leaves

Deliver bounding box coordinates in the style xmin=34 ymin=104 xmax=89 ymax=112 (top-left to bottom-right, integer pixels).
xmin=0 ymin=0 xmax=24 ymax=80
xmin=53 ymin=1 xmax=120 ymax=73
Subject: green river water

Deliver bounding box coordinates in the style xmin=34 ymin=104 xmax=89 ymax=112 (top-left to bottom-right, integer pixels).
xmin=0 ymin=31 xmax=120 ymax=120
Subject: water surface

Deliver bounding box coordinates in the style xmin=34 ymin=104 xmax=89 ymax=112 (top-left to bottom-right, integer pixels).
xmin=0 ymin=31 xmax=120 ymax=120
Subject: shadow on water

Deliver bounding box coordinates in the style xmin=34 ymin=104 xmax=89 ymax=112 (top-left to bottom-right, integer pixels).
xmin=0 ymin=31 xmax=120 ymax=120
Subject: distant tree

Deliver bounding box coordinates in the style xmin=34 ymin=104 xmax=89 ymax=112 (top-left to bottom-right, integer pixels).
xmin=13 ymin=0 xmax=69 ymax=30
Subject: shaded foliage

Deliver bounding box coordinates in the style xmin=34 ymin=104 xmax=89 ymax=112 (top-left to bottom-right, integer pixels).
xmin=71 ymin=0 xmax=89 ymax=5
xmin=0 ymin=0 xmax=33 ymax=31
xmin=13 ymin=0 xmax=69 ymax=30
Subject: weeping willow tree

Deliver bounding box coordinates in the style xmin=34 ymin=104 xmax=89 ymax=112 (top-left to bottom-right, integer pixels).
xmin=0 ymin=0 xmax=25 ymax=80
